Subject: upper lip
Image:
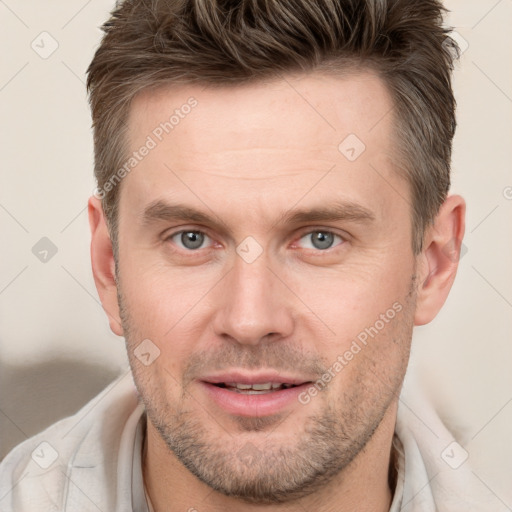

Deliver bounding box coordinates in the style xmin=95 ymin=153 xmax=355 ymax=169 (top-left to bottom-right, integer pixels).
xmin=201 ymin=371 xmax=312 ymax=386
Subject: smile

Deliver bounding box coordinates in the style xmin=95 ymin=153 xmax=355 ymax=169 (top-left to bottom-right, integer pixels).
xmin=215 ymin=382 xmax=299 ymax=393
xmin=199 ymin=372 xmax=314 ymax=416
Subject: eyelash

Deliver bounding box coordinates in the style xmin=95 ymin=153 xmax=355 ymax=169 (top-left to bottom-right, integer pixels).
xmin=164 ymin=228 xmax=346 ymax=253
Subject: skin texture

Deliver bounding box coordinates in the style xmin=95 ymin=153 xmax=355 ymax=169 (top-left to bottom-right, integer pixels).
xmin=88 ymin=70 xmax=465 ymax=511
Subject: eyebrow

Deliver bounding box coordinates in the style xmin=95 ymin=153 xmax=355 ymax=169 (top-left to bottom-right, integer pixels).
xmin=140 ymin=199 xmax=376 ymax=233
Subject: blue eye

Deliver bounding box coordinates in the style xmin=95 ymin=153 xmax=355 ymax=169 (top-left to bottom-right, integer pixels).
xmin=298 ymin=231 xmax=343 ymax=250
xmin=166 ymin=229 xmax=344 ymax=253
xmin=170 ymin=230 xmax=211 ymax=250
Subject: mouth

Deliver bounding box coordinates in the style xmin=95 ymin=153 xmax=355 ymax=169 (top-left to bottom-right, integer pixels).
xmin=199 ymin=372 xmax=314 ymax=417
xmin=211 ymin=382 xmax=302 ymax=394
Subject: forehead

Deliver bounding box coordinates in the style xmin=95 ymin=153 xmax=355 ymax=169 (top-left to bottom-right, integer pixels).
xmin=128 ymin=69 xmax=395 ymax=157
xmin=120 ymin=70 xmax=406 ymax=232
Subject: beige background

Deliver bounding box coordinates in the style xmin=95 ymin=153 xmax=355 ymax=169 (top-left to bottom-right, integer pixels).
xmin=1 ymin=0 xmax=511 ymax=505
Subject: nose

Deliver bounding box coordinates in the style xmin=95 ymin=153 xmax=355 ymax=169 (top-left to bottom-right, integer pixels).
xmin=212 ymin=248 xmax=294 ymax=346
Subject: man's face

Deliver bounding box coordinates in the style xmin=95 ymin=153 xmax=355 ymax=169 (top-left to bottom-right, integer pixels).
xmin=116 ymin=71 xmax=417 ymax=503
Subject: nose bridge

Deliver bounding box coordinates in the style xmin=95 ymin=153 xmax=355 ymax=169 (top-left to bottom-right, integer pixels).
xmin=213 ymin=247 xmax=293 ymax=345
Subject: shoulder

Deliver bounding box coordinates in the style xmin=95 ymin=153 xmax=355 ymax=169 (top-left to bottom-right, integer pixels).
xmin=0 ymin=370 xmax=141 ymax=512
xmin=395 ymin=377 xmax=509 ymax=511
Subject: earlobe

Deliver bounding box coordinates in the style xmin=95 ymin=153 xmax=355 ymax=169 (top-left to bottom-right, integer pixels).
xmin=414 ymin=195 xmax=466 ymax=326
xmin=88 ymin=195 xmax=124 ymax=336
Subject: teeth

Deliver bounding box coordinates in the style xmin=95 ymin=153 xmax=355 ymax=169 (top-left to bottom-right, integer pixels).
xmin=224 ymin=382 xmax=294 ymax=392
xmin=252 ymin=383 xmax=272 ymax=391
xmin=232 ymin=383 xmax=252 ymax=390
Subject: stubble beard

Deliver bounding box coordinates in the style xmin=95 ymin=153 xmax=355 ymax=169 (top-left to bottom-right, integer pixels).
xmin=117 ymin=272 xmax=416 ymax=504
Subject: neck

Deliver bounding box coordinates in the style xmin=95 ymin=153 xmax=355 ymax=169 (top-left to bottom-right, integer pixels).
xmin=143 ymin=404 xmax=398 ymax=512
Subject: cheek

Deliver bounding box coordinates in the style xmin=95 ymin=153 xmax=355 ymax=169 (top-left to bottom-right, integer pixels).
xmin=117 ymin=270 xmax=206 ymax=388
xmin=321 ymin=297 xmax=413 ymax=408
xmin=288 ymin=260 xmax=413 ymax=336
xmin=292 ymin=264 xmax=414 ymax=385
xmin=119 ymin=253 xmax=216 ymax=336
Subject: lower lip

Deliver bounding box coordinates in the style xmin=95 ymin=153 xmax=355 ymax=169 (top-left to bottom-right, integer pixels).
xmin=200 ymin=382 xmax=310 ymax=417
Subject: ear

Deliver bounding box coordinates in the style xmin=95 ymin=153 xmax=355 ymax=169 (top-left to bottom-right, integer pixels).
xmin=414 ymin=194 xmax=466 ymax=326
xmin=88 ymin=195 xmax=124 ymax=336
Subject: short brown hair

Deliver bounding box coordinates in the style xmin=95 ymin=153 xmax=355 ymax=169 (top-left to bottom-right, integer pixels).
xmin=87 ymin=0 xmax=459 ymax=255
